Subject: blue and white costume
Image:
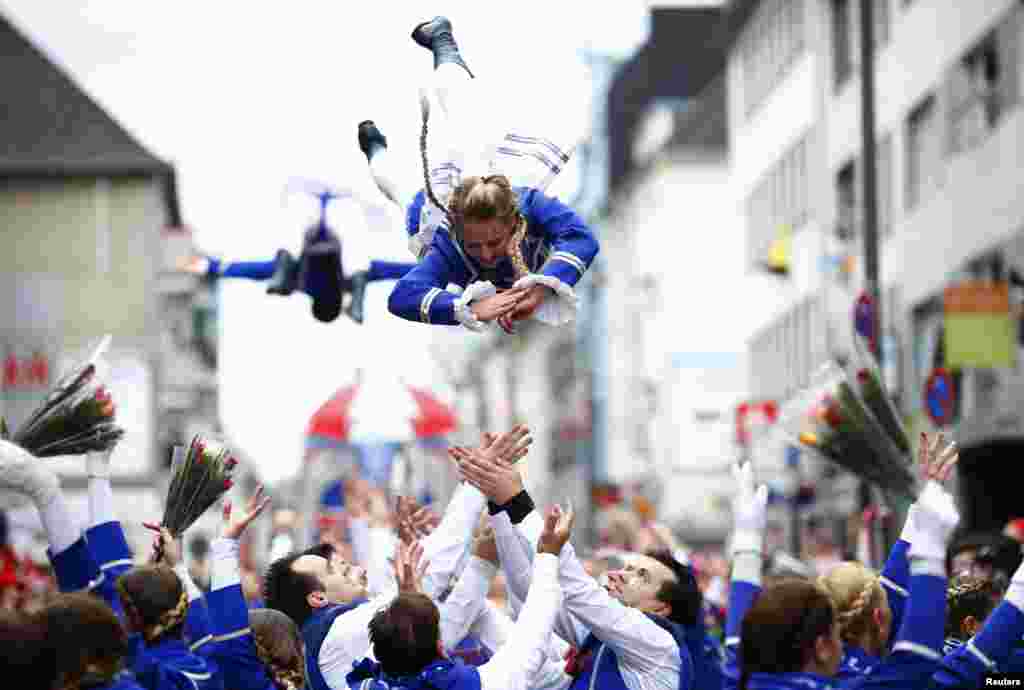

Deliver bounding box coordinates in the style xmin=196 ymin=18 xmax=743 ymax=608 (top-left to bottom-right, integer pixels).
xmin=368 ymin=59 xmax=598 ymax=331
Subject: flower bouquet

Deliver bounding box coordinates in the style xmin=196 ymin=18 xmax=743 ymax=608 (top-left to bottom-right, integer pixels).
xmin=159 ymin=435 xmax=238 ymax=542
xmin=10 ymin=336 xmax=124 ymax=457
xmin=779 ymin=360 xmax=916 ymax=502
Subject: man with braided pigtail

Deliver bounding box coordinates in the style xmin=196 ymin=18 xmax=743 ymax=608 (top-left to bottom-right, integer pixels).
xmin=359 ymin=15 xmax=598 ymax=334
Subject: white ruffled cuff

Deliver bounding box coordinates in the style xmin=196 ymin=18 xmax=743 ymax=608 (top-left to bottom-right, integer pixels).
xmin=453 ymin=281 xmax=497 ymax=332
xmin=512 ymin=274 xmax=579 ymax=326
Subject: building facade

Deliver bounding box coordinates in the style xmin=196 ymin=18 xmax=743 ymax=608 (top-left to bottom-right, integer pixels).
xmin=725 ymin=0 xmax=1024 ymax=536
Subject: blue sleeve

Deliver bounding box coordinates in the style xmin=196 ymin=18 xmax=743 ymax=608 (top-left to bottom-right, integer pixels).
xmin=206 ymin=584 xmax=271 ymax=690
xmin=214 ymin=259 xmax=276 ymax=281
xmin=388 ymin=243 xmax=462 ymax=325
xmin=85 ymin=521 xmax=135 ymax=617
xmin=185 ymin=597 xmax=216 ymax=655
xmin=49 ymin=537 xmax=102 ymax=593
xmin=722 ymin=579 xmax=761 ymax=690
xmin=846 ymin=571 xmax=947 ymax=689
xmin=879 ymin=539 xmax=910 ymax=651
xmin=933 ymin=602 xmax=1024 ymax=688
xmin=406 ymin=190 xmax=426 ymax=239
xmin=521 ymin=188 xmax=599 ymax=288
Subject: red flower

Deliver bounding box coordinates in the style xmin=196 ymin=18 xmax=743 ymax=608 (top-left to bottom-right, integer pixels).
xmin=223 ymin=479 xmax=234 ymax=490
xmin=225 ymin=457 xmax=238 ymax=469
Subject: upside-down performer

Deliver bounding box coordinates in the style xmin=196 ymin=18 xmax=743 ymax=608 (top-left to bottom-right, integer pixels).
xmin=358 ymin=16 xmax=599 ymax=333
xmin=178 ymin=190 xmax=416 ymax=324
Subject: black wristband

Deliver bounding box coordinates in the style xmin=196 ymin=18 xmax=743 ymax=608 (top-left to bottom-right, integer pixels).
xmin=503 ymin=490 xmax=535 ymax=524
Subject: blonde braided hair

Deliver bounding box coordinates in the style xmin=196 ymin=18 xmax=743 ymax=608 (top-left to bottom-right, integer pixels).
xmin=250 ymin=608 xmax=306 ymax=690
xmin=253 ymin=631 xmax=305 ymax=690
xmin=817 ymin=563 xmax=888 ymax=648
xmin=417 ymin=94 xmax=530 ymax=277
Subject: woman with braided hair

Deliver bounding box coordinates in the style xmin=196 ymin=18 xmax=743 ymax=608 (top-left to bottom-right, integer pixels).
xmin=116 ymin=556 xmax=223 ymax=690
xmin=357 ymin=16 xmax=598 ymax=333
xmin=205 ymin=486 xmax=307 ymax=690
xmin=722 ymin=450 xmax=962 ymax=690
xmin=816 ymin=564 xmax=892 ymax=681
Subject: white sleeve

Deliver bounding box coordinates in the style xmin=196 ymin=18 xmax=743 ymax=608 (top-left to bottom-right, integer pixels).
xmin=471 ymin=600 xmax=513 ymax=651
xmin=557 ymin=543 xmax=680 ymax=675
xmin=209 ymin=537 xmax=241 ymax=591
xmin=349 ymin=517 xmax=372 ymax=567
xmin=421 ymin=482 xmax=487 ymax=599
xmin=439 ymin=555 xmax=497 ymax=649
xmin=492 ymin=510 xmax=586 ymax=647
xmin=473 ymin=599 xmax=572 ymax=690
xmin=367 ymin=527 xmax=398 ymax=596
xmin=318 ymin=590 xmax=394 ymax=688
xmin=478 ymin=554 xmax=562 ymax=690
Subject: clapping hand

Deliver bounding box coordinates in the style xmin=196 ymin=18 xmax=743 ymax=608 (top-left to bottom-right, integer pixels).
xmin=538 ymin=503 xmax=575 ymax=556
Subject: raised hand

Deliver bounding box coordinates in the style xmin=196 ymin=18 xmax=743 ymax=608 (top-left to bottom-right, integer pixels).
xmin=918 ymin=431 xmax=958 ymax=485
xmin=731 ymin=462 xmax=769 ymax=554
xmin=222 ymin=484 xmax=271 ymax=540
xmin=472 ymin=525 xmax=499 ymax=564
xmin=393 ymin=539 xmax=430 ymax=594
xmin=143 ymin=522 xmax=182 ymax=566
xmin=538 ymin=503 xmax=575 ymax=555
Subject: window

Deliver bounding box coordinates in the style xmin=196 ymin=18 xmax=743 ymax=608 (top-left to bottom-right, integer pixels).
xmin=747 ymin=136 xmax=811 ymax=270
xmin=750 ymin=296 xmax=825 ymax=400
xmin=741 ymin=0 xmax=806 ymax=117
xmin=833 ymin=0 xmax=891 ymax=89
xmin=948 ymin=20 xmax=1019 ymax=154
xmin=833 ymin=133 xmax=892 ymax=243
xmin=836 ymin=160 xmax=857 ymax=241
xmin=906 ymin=95 xmax=941 ymax=210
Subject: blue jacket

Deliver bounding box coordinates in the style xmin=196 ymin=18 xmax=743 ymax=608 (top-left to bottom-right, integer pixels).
xmin=302 ymin=600 xmax=368 ymax=690
xmin=346 ymin=657 xmax=481 ymax=690
xmin=723 ymin=570 xmax=948 ymax=690
xmin=835 ymin=646 xmax=880 ymax=682
xmin=933 ymin=601 xmax=1024 ymax=688
xmin=205 ymin=584 xmax=276 ymax=690
xmin=130 ymin=636 xmax=223 ymax=690
xmin=567 ymin=614 xmax=696 ymax=690
xmin=389 ymin=187 xmax=598 ymax=325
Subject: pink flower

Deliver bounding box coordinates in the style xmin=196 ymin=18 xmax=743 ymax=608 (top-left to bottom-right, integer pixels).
xmin=225 ymin=457 xmax=238 ymax=469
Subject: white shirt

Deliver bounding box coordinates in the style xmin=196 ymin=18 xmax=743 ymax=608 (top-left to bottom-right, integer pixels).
xmin=317 ymin=483 xmax=487 ymax=689
xmin=476 ymin=553 xmax=563 ymax=690
xmin=492 ymin=511 xmax=683 ymax=690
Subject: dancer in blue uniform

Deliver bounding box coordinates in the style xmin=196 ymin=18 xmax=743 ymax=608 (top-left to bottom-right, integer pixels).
xmin=344 ymin=502 xmax=574 ymax=690
xmin=358 ymin=17 xmax=598 ymax=333
xmin=722 ymin=452 xmax=960 ymax=690
xmin=0 ymin=439 xmax=221 ymax=690
xmin=44 ymin=592 xmax=148 ymax=690
xmin=178 ymin=189 xmax=415 ymax=324
xmin=204 ymin=486 xmax=307 ymax=690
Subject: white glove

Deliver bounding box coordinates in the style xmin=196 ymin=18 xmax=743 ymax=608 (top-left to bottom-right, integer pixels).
xmin=731 ymin=462 xmax=769 ymax=555
xmin=899 ymin=503 xmax=920 ymax=544
xmin=907 ymin=480 xmax=960 ymax=562
xmin=86 ymin=448 xmax=114 ymax=479
xmin=0 ymin=439 xmax=60 ymax=506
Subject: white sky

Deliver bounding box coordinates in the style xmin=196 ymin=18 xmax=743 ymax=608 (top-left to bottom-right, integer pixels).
xmin=2 ymin=1 xmax=652 ymax=482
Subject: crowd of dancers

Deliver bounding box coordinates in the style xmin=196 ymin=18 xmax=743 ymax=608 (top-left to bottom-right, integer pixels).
xmin=4 ymin=13 xmax=1023 ymax=690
